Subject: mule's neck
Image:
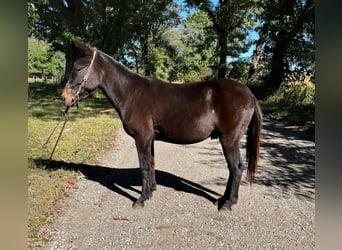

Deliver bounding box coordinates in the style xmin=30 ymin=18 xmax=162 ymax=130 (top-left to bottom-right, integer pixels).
xmin=97 ymin=51 xmax=148 ymax=119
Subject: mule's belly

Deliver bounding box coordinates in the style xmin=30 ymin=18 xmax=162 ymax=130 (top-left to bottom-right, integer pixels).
xmin=154 ymin=130 xmax=213 ymax=144
xmin=153 ymin=114 xmax=216 ymax=144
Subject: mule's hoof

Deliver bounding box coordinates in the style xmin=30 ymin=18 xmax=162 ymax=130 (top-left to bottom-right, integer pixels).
xmin=132 ymin=201 xmax=144 ymax=209
xmin=218 ymin=203 xmax=232 ymax=211
xmin=216 ymin=198 xmax=233 ymax=211
xmin=216 ymin=197 xmax=226 ymax=210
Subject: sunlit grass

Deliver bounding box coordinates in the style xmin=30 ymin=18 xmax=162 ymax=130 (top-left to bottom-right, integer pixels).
xmin=28 ymin=82 xmax=121 ymax=247
xmin=259 ymin=79 xmax=315 ymax=134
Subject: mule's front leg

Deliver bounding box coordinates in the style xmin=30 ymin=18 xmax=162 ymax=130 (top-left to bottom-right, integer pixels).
xmin=133 ymin=136 xmax=154 ymax=208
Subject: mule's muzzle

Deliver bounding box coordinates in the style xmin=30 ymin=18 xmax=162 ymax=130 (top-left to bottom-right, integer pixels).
xmin=61 ymin=86 xmax=76 ymax=107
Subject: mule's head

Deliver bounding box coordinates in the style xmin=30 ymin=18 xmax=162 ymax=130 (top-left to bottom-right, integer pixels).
xmin=61 ymin=39 xmax=100 ymax=107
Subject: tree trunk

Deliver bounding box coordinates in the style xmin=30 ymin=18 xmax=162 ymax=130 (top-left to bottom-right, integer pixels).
xmin=61 ymin=43 xmax=79 ymax=85
xmin=217 ymin=35 xmax=228 ymax=78
xmin=266 ymin=30 xmax=288 ymax=94
xmin=139 ymin=25 xmax=152 ymax=77
xmin=142 ymin=38 xmax=150 ymax=76
xmin=247 ymin=40 xmax=263 ymax=83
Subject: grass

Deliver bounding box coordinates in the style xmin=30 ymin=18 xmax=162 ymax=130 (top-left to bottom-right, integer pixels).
xmin=260 ymin=102 xmax=315 ymax=133
xmin=28 ymin=81 xmax=121 ymax=247
xmin=258 ymin=79 xmax=315 ymax=135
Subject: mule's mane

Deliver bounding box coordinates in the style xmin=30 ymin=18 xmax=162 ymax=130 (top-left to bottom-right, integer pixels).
xmin=100 ymin=50 xmax=153 ymax=83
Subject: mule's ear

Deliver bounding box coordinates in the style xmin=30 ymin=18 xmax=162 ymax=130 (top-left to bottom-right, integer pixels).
xmin=72 ymin=39 xmax=93 ymax=57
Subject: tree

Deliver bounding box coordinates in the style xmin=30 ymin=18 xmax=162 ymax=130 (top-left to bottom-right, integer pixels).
xmin=160 ymin=11 xmax=216 ymax=82
xmin=29 ymin=0 xmax=181 ymax=82
xmin=186 ymin=0 xmax=256 ymax=78
xmin=28 ymin=37 xmax=49 ymax=77
xmin=227 ymin=60 xmax=250 ymax=83
xmin=123 ymin=0 xmax=180 ymax=77
xmin=28 ymin=37 xmax=65 ymax=81
xmin=49 ymin=51 xmax=66 ymax=82
xmin=247 ymin=0 xmax=315 ymax=97
xmin=29 ymin=0 xmax=140 ymax=82
xmin=29 ymin=0 xmax=314 ymax=89
xmin=29 ymin=0 xmax=88 ymax=83
xmin=266 ymin=0 xmax=314 ymax=94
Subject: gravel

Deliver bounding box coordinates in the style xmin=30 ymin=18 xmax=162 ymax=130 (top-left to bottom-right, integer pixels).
xmin=41 ymin=119 xmax=315 ymax=249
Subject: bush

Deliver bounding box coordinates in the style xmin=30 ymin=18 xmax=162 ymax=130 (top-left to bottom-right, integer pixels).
xmin=279 ymin=79 xmax=315 ymax=106
xmin=259 ymin=76 xmax=315 ymax=132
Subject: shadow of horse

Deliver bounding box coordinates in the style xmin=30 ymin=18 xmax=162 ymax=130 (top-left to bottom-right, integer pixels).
xmin=35 ymin=159 xmax=220 ymax=204
xmin=191 ymin=118 xmax=315 ymax=202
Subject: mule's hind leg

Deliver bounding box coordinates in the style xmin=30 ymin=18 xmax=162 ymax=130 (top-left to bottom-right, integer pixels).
xmin=217 ymin=138 xmax=246 ymax=211
xmin=150 ymin=141 xmax=157 ymax=191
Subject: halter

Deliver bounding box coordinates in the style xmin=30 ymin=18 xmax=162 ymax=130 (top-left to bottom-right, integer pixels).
xmin=45 ymin=48 xmax=97 ymax=162
xmin=75 ymin=48 xmax=97 ymax=105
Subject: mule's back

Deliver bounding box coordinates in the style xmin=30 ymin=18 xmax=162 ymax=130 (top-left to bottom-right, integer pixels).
xmin=149 ymin=78 xmax=255 ymax=144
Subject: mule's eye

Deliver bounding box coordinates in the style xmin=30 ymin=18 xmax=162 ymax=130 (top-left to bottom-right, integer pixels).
xmin=75 ymin=65 xmax=87 ymax=72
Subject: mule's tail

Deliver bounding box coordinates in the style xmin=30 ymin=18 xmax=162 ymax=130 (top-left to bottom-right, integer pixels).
xmin=246 ymin=97 xmax=262 ymax=183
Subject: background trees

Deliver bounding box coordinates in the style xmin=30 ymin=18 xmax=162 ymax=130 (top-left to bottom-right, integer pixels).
xmin=28 ymin=37 xmax=65 ymax=82
xmin=158 ymin=11 xmax=216 ymax=82
xmin=248 ymin=0 xmax=315 ymax=97
xmin=28 ymin=0 xmax=315 ymax=98
xmin=186 ymin=0 xmax=256 ymax=78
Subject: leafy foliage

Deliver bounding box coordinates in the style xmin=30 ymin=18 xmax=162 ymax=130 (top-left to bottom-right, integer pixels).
xmin=121 ymin=0 xmax=180 ymax=77
xmin=186 ymin=0 xmax=257 ymax=77
xmin=159 ymin=11 xmax=216 ymax=82
xmin=28 ymin=0 xmax=315 ymax=104
xmin=227 ymin=60 xmax=250 ymax=83
xmin=278 ymin=77 xmax=315 ymax=106
xmin=248 ymin=0 xmax=315 ymax=96
xmin=28 ymin=37 xmax=65 ymax=81
xmin=28 ymin=37 xmax=50 ymax=75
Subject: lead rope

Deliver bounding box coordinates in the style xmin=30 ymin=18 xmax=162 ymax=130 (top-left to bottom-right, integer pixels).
xmin=43 ymin=107 xmax=70 ymax=163
xmin=43 ymin=48 xmax=97 ymax=164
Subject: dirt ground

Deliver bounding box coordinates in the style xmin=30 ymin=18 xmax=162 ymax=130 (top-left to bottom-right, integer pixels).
xmin=40 ymin=118 xmax=315 ymax=249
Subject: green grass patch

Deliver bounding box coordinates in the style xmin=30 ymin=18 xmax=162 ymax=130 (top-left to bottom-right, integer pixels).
xmin=28 ymin=166 xmax=78 ymax=243
xmin=260 ymin=101 xmax=314 ymax=126
xmin=28 ymin=82 xmax=121 ymax=247
xmin=259 ymin=80 xmax=315 ymax=135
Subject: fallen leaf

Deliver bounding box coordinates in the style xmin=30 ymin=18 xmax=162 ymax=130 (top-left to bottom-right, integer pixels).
xmin=113 ymin=216 xmax=129 ymax=221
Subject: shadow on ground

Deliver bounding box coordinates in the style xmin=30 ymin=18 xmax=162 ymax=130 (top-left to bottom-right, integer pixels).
xmin=34 ymin=159 xmax=220 ymax=205
xmin=34 ymin=119 xmax=314 ymax=205
xmin=256 ymin=119 xmax=315 ymax=201
xmin=193 ymin=119 xmax=315 ymax=201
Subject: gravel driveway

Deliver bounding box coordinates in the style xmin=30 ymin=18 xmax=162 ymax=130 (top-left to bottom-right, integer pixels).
xmin=42 ymin=118 xmax=315 ymax=249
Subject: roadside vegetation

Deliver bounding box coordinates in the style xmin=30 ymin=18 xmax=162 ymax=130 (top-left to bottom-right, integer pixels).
xmin=259 ymin=76 xmax=315 ymax=134
xmin=28 ymin=81 xmax=121 ymax=247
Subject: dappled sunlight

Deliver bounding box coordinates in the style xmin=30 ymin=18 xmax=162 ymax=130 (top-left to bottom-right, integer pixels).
xmin=28 ymin=82 xmax=119 ymax=121
xmin=189 ymin=119 xmax=315 ymax=202
xmin=256 ymin=119 xmax=315 ymax=201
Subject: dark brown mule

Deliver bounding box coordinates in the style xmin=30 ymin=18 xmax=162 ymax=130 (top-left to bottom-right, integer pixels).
xmin=61 ymin=40 xmax=262 ymax=210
